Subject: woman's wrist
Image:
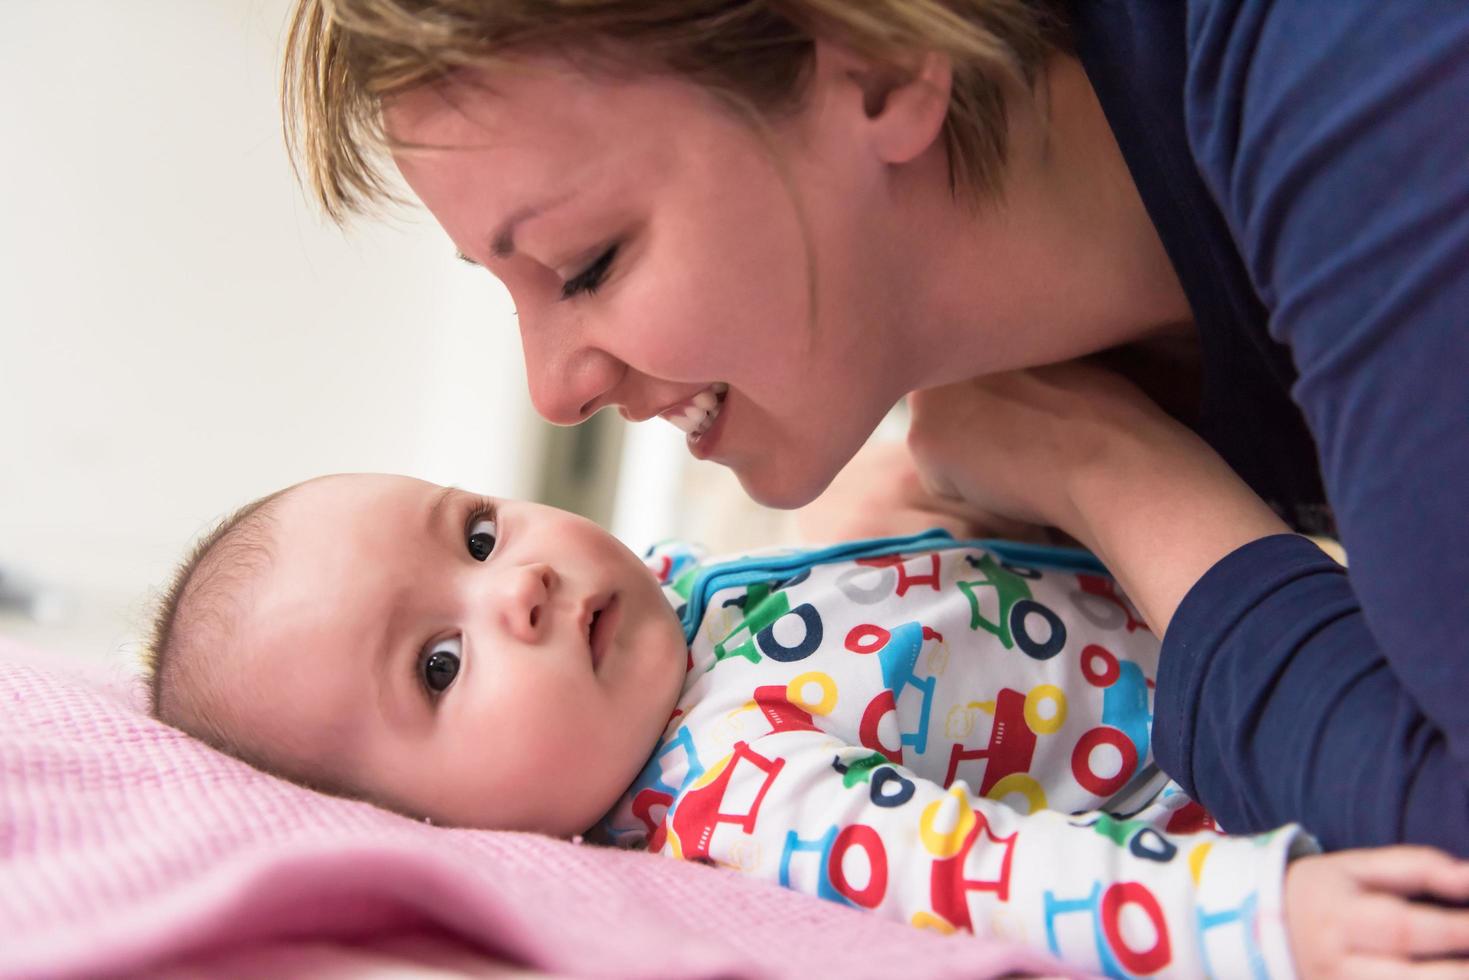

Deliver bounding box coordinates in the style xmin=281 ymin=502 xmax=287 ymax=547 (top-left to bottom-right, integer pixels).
xmin=1063 ymin=427 xmax=1291 ymax=635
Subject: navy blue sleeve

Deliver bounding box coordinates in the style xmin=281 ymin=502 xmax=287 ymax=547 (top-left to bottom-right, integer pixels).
xmin=1152 ymin=1 xmax=1469 ymax=850
xmin=1155 ymin=535 xmax=1469 ymax=853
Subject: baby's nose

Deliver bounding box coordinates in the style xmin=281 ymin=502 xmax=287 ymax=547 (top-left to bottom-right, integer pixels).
xmin=499 ymin=563 xmax=556 ymax=642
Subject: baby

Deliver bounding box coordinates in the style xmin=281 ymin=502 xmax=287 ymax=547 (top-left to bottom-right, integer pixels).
xmin=145 ymin=473 xmax=1433 ymax=978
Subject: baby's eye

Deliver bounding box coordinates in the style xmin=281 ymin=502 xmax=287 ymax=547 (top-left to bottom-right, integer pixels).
xmin=420 ymin=636 xmax=461 ymax=694
xmin=467 ymin=515 xmax=497 ymax=561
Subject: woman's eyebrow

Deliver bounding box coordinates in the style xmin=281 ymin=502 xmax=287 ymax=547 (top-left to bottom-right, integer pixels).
xmin=462 ymin=193 xmax=577 ymax=264
xmin=451 ymin=219 xmax=522 ymax=264
xmin=490 ymin=214 xmax=523 ymax=258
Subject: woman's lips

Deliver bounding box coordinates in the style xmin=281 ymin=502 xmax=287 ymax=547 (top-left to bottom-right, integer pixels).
xmin=589 ymin=594 xmax=620 ymax=670
xmin=686 ymin=389 xmax=729 ymax=461
xmin=661 ymin=382 xmax=728 ymax=441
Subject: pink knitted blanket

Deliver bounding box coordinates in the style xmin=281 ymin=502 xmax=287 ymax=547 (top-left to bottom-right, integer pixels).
xmin=0 ymin=638 xmax=1072 ymax=978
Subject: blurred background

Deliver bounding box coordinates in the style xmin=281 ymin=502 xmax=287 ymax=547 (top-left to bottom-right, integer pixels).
xmin=0 ymin=0 xmax=810 ymax=670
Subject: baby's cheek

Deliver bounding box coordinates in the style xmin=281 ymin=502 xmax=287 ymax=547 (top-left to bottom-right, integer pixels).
xmin=484 ymin=683 xmax=565 ymax=750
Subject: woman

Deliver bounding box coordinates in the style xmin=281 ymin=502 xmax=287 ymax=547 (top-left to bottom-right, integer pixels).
xmin=281 ymin=0 xmax=1469 ymax=860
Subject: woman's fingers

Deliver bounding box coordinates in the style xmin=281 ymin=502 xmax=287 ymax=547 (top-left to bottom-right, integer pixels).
xmin=1345 ymin=956 xmax=1469 ymax=980
xmin=1348 ymin=892 xmax=1469 ymax=959
xmin=1346 ymin=847 xmax=1469 ymax=901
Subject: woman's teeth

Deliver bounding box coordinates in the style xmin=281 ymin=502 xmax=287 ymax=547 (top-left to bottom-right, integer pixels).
xmin=667 ymin=383 xmax=728 ymax=442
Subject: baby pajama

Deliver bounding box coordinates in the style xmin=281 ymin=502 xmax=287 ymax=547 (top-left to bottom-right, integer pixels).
xmin=603 ymin=532 xmax=1312 ymax=978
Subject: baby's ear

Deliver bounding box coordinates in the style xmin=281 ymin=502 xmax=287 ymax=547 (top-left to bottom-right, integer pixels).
xmin=812 ymin=39 xmax=953 ymax=166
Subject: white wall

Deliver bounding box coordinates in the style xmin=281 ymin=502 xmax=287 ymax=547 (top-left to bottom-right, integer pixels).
xmin=0 ymin=1 xmax=543 ymax=661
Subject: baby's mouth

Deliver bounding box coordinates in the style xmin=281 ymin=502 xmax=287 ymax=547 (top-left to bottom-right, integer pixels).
xmin=588 ymin=594 xmax=620 ymax=669
xmin=661 ymin=383 xmax=728 ymax=443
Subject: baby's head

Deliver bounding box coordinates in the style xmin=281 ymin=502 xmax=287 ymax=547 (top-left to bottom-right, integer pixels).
xmin=148 ymin=473 xmax=687 ymax=836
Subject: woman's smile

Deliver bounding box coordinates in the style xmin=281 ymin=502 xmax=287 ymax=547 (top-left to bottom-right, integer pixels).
xmin=659 ymin=382 xmax=729 ymax=447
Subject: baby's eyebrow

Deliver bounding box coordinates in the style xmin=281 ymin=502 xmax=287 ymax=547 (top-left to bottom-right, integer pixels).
xmin=426 ymin=484 xmax=459 ymax=533
xmin=373 ymin=580 xmax=420 ymax=734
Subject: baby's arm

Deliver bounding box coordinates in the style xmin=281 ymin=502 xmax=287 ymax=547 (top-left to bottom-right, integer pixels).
xmin=664 ymin=730 xmax=1469 ymax=977
xmin=662 ymin=729 xmax=1304 ymax=977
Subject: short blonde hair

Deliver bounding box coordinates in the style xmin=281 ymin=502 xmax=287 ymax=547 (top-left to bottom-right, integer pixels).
xmin=282 ymin=0 xmax=1068 ymax=222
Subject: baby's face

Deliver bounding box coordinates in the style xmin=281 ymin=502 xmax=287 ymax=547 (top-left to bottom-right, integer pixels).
xmin=226 ymin=474 xmax=687 ymax=835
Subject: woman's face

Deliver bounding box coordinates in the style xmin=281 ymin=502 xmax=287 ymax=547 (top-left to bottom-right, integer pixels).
xmin=385 ymin=54 xmax=928 ymax=508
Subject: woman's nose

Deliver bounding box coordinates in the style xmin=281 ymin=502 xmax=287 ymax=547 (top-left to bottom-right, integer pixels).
xmin=497 ymin=563 xmax=558 ymax=643
xmin=521 ymin=325 xmax=626 ymax=426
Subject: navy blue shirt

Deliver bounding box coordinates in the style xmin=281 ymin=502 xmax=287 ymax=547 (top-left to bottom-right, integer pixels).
xmin=1069 ymin=0 xmax=1469 ymax=852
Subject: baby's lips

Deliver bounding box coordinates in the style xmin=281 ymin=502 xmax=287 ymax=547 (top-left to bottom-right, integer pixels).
xmin=587 ymin=593 xmax=621 ymax=669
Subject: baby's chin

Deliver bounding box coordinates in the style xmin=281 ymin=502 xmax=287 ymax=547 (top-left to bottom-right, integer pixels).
xmin=386 ymin=745 xmax=651 ymax=838
xmin=418 ymin=792 xmax=614 ymax=839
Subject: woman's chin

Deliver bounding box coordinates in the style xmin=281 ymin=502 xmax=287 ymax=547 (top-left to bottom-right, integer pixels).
xmin=734 ymin=458 xmax=839 ymax=511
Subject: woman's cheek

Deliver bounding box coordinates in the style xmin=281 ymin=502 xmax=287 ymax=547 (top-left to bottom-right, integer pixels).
xmin=618 ymin=281 xmax=728 ymax=378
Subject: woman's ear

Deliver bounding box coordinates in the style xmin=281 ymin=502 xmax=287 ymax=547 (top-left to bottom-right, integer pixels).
xmin=811 ymin=39 xmax=953 ymax=166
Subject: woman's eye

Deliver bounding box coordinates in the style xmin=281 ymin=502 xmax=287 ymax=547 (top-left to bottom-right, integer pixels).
xmin=421 ymin=636 xmax=461 ymax=694
xmin=560 ymin=245 xmax=618 ymax=300
xmin=467 ymin=516 xmax=497 ymax=561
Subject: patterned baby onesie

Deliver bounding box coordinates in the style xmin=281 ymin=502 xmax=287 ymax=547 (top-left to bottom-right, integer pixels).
xmin=603 ymin=531 xmax=1312 ymax=978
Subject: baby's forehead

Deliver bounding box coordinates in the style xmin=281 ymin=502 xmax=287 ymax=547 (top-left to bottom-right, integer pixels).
xmin=266 ymin=474 xmax=451 ymax=562
xmin=206 ymin=635 xmax=376 ymax=798
xmin=220 ymin=573 xmax=382 ymax=776
xmin=282 ymin=472 xmax=442 ymax=519
xmin=239 ymin=474 xmax=468 ymax=649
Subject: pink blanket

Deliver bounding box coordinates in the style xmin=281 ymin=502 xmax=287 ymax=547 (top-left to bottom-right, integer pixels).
xmin=0 ymin=637 xmax=1074 ymax=979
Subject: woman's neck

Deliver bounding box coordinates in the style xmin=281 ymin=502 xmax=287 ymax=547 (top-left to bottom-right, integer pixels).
xmin=893 ymin=55 xmax=1193 ymax=387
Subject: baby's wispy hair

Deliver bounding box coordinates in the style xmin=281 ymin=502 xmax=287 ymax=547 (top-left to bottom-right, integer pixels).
xmin=144 ymin=480 xmax=411 ymax=814
xmin=144 ymin=488 xmax=292 ymax=747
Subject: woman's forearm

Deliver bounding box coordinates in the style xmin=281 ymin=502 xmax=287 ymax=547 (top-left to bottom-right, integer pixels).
xmin=1065 ymin=429 xmax=1291 ymax=636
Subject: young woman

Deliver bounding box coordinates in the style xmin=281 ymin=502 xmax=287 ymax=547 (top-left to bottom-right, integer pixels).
xmin=281 ymin=1 xmax=1469 ymax=859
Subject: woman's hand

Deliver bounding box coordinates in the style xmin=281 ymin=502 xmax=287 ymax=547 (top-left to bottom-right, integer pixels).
xmin=1285 ymin=846 xmax=1469 ymax=978
xmin=906 ymin=361 xmax=1290 ymax=634
xmin=794 ymin=440 xmax=1052 ymax=546
xmin=905 ymin=361 xmax=1189 ymax=537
